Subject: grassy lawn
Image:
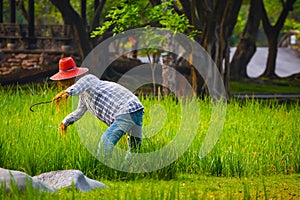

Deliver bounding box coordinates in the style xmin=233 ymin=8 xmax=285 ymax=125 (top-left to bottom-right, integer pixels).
xmin=229 ymin=77 xmax=300 ymax=94
xmin=2 ymin=174 xmax=299 ymax=199
xmin=99 ymin=175 xmax=300 ymax=200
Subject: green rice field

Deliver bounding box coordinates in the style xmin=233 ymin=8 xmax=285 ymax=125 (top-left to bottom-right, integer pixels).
xmin=0 ymin=83 xmax=299 ymax=199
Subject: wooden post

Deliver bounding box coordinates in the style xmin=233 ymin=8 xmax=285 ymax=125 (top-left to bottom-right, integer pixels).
xmin=8 ymin=0 xmax=16 ymax=44
xmin=0 ymin=0 xmax=3 ymax=22
xmin=9 ymin=0 xmax=16 ymax=23
xmin=81 ymin=0 xmax=87 ymax=25
xmin=28 ymin=0 xmax=36 ymax=49
xmin=94 ymin=0 xmax=99 ymax=26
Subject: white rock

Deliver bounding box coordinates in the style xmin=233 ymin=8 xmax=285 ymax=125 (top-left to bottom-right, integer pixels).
xmin=32 ymin=170 xmax=107 ymax=192
xmin=0 ymin=168 xmax=56 ymax=193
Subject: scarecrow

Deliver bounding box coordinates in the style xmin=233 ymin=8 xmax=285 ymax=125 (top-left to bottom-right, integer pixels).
xmin=46 ymin=57 xmax=144 ymax=156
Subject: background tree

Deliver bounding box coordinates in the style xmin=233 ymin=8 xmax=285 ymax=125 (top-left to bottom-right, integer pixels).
xmin=12 ymin=0 xmax=108 ymax=58
xmin=3 ymin=0 xmax=299 ymax=93
xmin=230 ymin=0 xmax=262 ymax=80
xmin=178 ymin=0 xmax=242 ymax=95
xmin=261 ymin=0 xmax=297 ymax=78
xmin=49 ymin=0 xmax=93 ymax=58
xmin=18 ymin=0 xmax=63 ymax=24
xmin=91 ymin=0 xmax=196 ymax=95
xmin=93 ymin=0 xmax=244 ymax=96
xmin=217 ymin=0 xmax=243 ymax=94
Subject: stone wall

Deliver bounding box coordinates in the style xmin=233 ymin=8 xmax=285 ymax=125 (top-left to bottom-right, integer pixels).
xmin=0 ymin=51 xmax=82 ymax=85
xmin=0 ymin=52 xmax=61 ymax=76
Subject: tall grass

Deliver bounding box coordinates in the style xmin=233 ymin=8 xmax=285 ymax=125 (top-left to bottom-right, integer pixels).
xmin=0 ymin=84 xmax=299 ymax=180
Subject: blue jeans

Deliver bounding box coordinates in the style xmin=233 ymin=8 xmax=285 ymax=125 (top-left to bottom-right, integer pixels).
xmin=99 ymin=109 xmax=144 ymax=157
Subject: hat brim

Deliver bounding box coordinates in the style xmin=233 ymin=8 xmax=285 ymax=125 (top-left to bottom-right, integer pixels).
xmin=50 ymin=67 xmax=89 ymax=81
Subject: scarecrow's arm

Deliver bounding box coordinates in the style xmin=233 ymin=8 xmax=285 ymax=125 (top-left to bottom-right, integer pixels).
xmin=62 ymin=95 xmax=87 ymax=126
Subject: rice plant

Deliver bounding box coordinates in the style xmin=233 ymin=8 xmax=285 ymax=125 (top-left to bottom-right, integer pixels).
xmin=0 ymin=84 xmax=299 ymax=199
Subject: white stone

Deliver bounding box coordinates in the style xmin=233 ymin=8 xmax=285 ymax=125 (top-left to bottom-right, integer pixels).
xmin=32 ymin=170 xmax=107 ymax=192
xmin=0 ymin=168 xmax=56 ymax=193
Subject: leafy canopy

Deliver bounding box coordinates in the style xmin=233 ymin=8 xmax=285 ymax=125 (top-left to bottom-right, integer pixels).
xmin=90 ymin=0 xmax=197 ymax=38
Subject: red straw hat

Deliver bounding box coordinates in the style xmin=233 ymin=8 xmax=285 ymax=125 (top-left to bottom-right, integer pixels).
xmin=50 ymin=57 xmax=89 ymax=81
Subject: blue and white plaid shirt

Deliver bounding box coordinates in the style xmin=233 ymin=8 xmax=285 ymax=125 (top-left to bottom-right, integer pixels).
xmin=62 ymin=74 xmax=144 ymax=126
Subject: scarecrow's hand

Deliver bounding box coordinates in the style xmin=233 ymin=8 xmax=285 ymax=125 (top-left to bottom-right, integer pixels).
xmin=59 ymin=122 xmax=67 ymax=136
xmin=53 ymin=91 xmax=69 ymax=102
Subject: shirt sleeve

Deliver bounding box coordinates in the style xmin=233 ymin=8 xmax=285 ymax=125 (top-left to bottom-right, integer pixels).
xmin=62 ymin=95 xmax=87 ymax=126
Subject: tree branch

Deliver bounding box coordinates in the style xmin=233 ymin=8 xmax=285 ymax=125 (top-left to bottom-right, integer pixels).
xmin=149 ymin=0 xmax=161 ymax=7
xmin=179 ymin=0 xmax=192 ymax=22
xmin=274 ymin=0 xmax=296 ymax=30
xmin=261 ymin=0 xmax=272 ymax=35
xmin=90 ymin=0 xmax=106 ymax=32
xmin=17 ymin=0 xmax=28 ymax=21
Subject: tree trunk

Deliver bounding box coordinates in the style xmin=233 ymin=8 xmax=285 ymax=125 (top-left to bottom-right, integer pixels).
xmin=262 ymin=33 xmax=278 ymax=78
xmin=50 ymin=0 xmax=92 ymax=58
xmin=260 ymin=0 xmax=296 ymax=78
xmin=178 ymin=0 xmax=241 ymax=96
xmin=0 ymin=0 xmax=3 ymax=22
xmin=149 ymin=0 xmax=162 ymax=7
xmin=179 ymin=0 xmax=192 ymax=23
xmin=223 ymin=43 xmax=230 ymax=97
xmin=199 ymin=1 xmax=223 ymax=97
xmin=189 ymin=0 xmax=198 ymax=94
xmin=28 ymin=0 xmax=35 ymax=49
xmin=198 ymin=0 xmax=241 ymax=97
xmin=161 ymin=0 xmax=177 ymax=96
xmin=230 ymin=0 xmax=262 ymax=80
xmin=81 ymin=0 xmax=87 ymax=25
xmin=193 ymin=0 xmax=211 ymax=95
xmin=91 ymin=0 xmax=106 ymax=32
xmin=162 ymin=53 xmax=176 ymax=96
xmin=202 ymin=0 xmax=222 ymax=58
xmin=218 ymin=0 xmax=242 ymax=76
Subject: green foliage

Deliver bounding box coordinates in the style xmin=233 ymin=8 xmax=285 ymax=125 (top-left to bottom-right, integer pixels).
xmin=283 ymin=18 xmax=300 ymax=32
xmin=91 ymin=0 xmax=197 ymax=38
xmin=91 ymin=0 xmax=147 ymax=37
xmin=263 ymin=0 xmax=283 ymax=25
xmin=14 ymin=0 xmax=63 ymax=24
xmin=231 ymin=4 xmax=248 ymax=45
xmin=148 ymin=1 xmax=191 ymax=34
xmin=3 ymin=0 xmax=103 ymax=25
xmin=34 ymin=0 xmax=63 ymax=24
xmin=232 ymin=0 xmax=300 ymax=46
xmin=263 ymin=0 xmax=300 ymax=30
